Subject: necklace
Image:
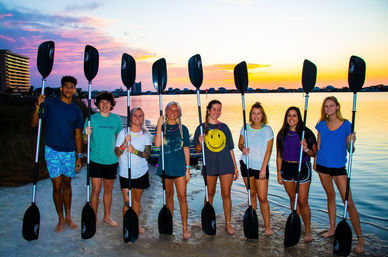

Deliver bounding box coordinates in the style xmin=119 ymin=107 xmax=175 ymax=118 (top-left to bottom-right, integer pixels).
xmin=166 ymin=124 xmax=179 ymax=132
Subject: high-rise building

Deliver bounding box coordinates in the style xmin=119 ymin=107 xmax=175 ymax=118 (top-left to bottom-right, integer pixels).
xmin=0 ymin=50 xmax=30 ymax=93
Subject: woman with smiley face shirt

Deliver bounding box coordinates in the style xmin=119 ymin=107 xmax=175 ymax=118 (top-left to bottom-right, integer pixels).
xmin=193 ymin=99 xmax=239 ymax=235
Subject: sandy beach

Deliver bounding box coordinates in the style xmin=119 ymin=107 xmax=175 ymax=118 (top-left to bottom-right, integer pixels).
xmin=0 ymin=165 xmax=384 ymax=257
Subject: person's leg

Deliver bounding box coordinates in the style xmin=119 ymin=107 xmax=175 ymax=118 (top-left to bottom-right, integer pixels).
xmin=206 ymin=175 xmax=217 ymax=205
xmin=317 ymin=172 xmax=336 ymax=237
xmin=242 ymin=176 xmax=257 ymax=210
xmin=121 ymin=188 xmax=129 ymax=216
xmin=283 ymin=181 xmax=296 ymax=210
xmin=174 ymin=176 xmax=191 ymax=239
xmin=90 ymin=177 xmax=102 ymax=219
xmin=132 ymin=188 xmax=145 ymax=233
xmin=256 ymin=178 xmax=273 ymax=235
xmin=220 ymin=173 xmax=234 ymax=235
xmin=298 ymin=182 xmax=312 ymax=242
xmin=102 ymin=178 xmax=118 ymax=227
xmin=51 ymin=176 xmax=65 ymax=232
xmin=164 ymin=178 xmax=175 ymax=216
xmin=62 ymin=175 xmax=77 ymax=229
xmin=333 ymin=175 xmax=364 ymax=253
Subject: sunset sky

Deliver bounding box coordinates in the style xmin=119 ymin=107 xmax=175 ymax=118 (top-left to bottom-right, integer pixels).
xmin=1 ymin=0 xmax=387 ymax=91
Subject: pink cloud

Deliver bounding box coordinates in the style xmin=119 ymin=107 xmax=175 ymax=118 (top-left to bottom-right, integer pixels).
xmin=0 ymin=34 xmax=16 ymax=43
xmin=0 ymin=13 xmax=13 ymax=19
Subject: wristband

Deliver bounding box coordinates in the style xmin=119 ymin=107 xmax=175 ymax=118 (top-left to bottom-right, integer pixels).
xmin=135 ymin=150 xmax=138 ymax=155
xmin=186 ymin=165 xmax=191 ymax=169
xmin=120 ymin=144 xmax=126 ymax=151
xmin=304 ymin=148 xmax=309 ymax=152
xmin=76 ymin=153 xmax=83 ymax=159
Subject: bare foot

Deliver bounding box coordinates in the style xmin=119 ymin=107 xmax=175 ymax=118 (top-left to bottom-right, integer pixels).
xmin=55 ymin=221 xmax=65 ymax=232
xmin=183 ymin=227 xmax=191 ymax=240
xmin=103 ymin=218 xmax=118 ymax=227
xmin=304 ymin=231 xmax=313 ymax=243
xmin=354 ymin=237 xmax=364 ymax=254
xmin=321 ymin=228 xmax=335 ymax=238
xmin=264 ymin=228 xmax=274 ymax=236
xmin=225 ymin=223 xmax=235 ymax=235
xmin=65 ymin=217 xmax=78 ymax=229
xmin=139 ymin=226 xmax=145 ymax=234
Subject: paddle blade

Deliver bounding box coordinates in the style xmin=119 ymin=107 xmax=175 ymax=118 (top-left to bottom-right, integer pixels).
xmin=158 ymin=205 xmax=173 ymax=235
xmin=302 ymin=59 xmax=317 ymax=93
xmin=243 ymin=206 xmax=258 ymax=240
xmin=152 ymin=58 xmax=167 ymax=94
xmin=81 ymin=203 xmax=96 ymax=239
xmin=234 ymin=61 xmax=248 ymax=93
xmin=284 ymin=211 xmax=301 ymax=247
xmin=201 ymin=202 xmax=216 ymax=236
xmin=123 ymin=208 xmax=139 ymax=243
xmin=84 ymin=45 xmax=99 ymax=82
xmin=37 ymin=41 xmax=55 ymax=79
xmin=22 ymin=203 xmax=40 ymax=241
xmin=348 ymin=56 xmax=366 ymax=93
xmin=333 ymin=219 xmax=352 ymax=256
xmin=188 ymin=54 xmax=203 ymax=89
xmin=121 ymin=53 xmax=136 ymax=90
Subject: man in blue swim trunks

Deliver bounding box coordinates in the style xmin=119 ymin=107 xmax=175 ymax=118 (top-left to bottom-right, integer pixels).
xmin=31 ymin=76 xmax=83 ymax=232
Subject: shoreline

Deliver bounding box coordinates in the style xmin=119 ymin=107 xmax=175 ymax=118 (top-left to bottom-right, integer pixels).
xmin=0 ymin=165 xmax=385 ymax=256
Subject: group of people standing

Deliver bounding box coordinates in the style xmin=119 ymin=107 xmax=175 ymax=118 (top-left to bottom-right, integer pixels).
xmin=31 ymin=76 xmax=363 ymax=253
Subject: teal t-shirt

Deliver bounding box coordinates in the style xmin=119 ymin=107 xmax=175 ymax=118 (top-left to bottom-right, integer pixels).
xmin=84 ymin=112 xmax=123 ymax=165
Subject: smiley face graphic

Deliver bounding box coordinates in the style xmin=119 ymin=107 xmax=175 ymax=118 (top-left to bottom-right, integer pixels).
xmin=205 ymin=129 xmax=226 ymax=152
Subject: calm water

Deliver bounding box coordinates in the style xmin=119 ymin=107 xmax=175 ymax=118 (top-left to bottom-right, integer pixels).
xmin=107 ymin=92 xmax=388 ymax=244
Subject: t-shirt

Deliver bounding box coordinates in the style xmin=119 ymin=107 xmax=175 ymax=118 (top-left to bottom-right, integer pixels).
xmin=116 ymin=128 xmax=152 ymax=179
xmin=193 ymin=122 xmax=235 ymax=176
xmin=240 ymin=124 xmax=274 ymax=170
xmin=316 ymin=120 xmax=351 ymax=168
xmin=84 ymin=112 xmax=122 ymax=165
xmin=156 ymin=123 xmax=190 ymax=177
xmin=41 ymin=97 xmax=83 ymax=152
xmin=282 ymin=128 xmax=316 ymax=163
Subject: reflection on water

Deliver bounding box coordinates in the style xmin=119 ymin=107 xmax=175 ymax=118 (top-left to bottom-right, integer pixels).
xmin=110 ymin=92 xmax=388 ymax=243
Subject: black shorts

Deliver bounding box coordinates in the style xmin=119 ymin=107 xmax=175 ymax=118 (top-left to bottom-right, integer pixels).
xmin=281 ymin=161 xmax=312 ymax=184
xmin=90 ymin=161 xmax=118 ymax=180
xmin=316 ymin=164 xmax=347 ymax=176
xmin=119 ymin=172 xmax=150 ymax=190
xmin=240 ymin=160 xmax=269 ymax=179
xmin=159 ymin=174 xmax=182 ymax=180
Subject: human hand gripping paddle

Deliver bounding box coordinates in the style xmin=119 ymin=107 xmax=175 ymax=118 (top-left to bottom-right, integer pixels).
xmin=333 ymin=56 xmax=366 ymax=256
xmin=121 ymin=53 xmax=139 ymax=243
xmin=81 ymin=45 xmax=99 ymax=240
xmin=284 ymin=59 xmax=317 ymax=247
xmin=234 ymin=61 xmax=259 ymax=240
xmin=188 ymin=54 xmax=216 ymax=236
xmin=22 ymin=41 xmax=54 ymax=241
xmin=152 ymin=58 xmax=173 ymax=235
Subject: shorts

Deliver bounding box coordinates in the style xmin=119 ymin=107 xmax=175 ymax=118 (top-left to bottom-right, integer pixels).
xmin=316 ymin=164 xmax=347 ymax=176
xmin=120 ymin=172 xmax=150 ymax=189
xmin=90 ymin=161 xmax=118 ymax=179
xmin=159 ymin=174 xmax=182 ymax=180
xmin=45 ymin=145 xmax=76 ymax=178
xmin=281 ymin=161 xmax=312 ymax=184
xmin=240 ymin=160 xmax=269 ymax=179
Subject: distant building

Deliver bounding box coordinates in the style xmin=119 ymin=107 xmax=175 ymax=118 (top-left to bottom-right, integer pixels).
xmin=131 ymin=82 xmax=141 ymax=94
xmin=0 ymin=50 xmax=30 ymax=93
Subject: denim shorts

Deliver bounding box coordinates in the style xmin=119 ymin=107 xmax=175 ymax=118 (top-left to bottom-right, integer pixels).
xmin=45 ymin=145 xmax=75 ymax=178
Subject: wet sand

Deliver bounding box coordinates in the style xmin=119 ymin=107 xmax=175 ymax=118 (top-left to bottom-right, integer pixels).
xmin=0 ymin=165 xmax=383 ymax=257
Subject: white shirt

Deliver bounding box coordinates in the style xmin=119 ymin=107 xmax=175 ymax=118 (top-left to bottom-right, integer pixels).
xmin=115 ymin=128 xmax=152 ymax=179
xmin=240 ymin=124 xmax=274 ymax=170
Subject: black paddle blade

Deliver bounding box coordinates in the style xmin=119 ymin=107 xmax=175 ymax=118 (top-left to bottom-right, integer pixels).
xmin=284 ymin=211 xmax=301 ymax=247
xmin=84 ymin=45 xmax=99 ymax=82
xmin=302 ymin=59 xmax=317 ymax=93
xmin=158 ymin=205 xmax=173 ymax=235
xmin=188 ymin=54 xmax=203 ymax=89
xmin=152 ymin=58 xmax=167 ymax=94
xmin=234 ymin=61 xmax=248 ymax=93
xmin=37 ymin=41 xmax=55 ymax=79
xmin=243 ymin=206 xmax=258 ymax=240
xmin=201 ymin=202 xmax=216 ymax=236
xmin=348 ymin=56 xmax=366 ymax=93
xmin=121 ymin=53 xmax=136 ymax=90
xmin=81 ymin=203 xmax=96 ymax=239
xmin=22 ymin=203 xmax=40 ymax=241
xmin=123 ymin=208 xmax=139 ymax=243
xmin=333 ymin=219 xmax=352 ymax=256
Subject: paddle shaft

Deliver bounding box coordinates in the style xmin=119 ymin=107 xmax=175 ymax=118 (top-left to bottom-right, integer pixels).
xmin=86 ymin=81 xmax=92 ymax=203
xmin=127 ymin=90 xmax=133 ymax=207
xmin=196 ymin=90 xmax=210 ymax=201
xmin=293 ymin=93 xmax=309 ymax=211
xmin=343 ymin=93 xmax=357 ymax=219
xmin=158 ymin=94 xmax=167 ymax=205
xmin=240 ymin=93 xmax=252 ymax=206
xmin=31 ymin=78 xmax=47 ymax=203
